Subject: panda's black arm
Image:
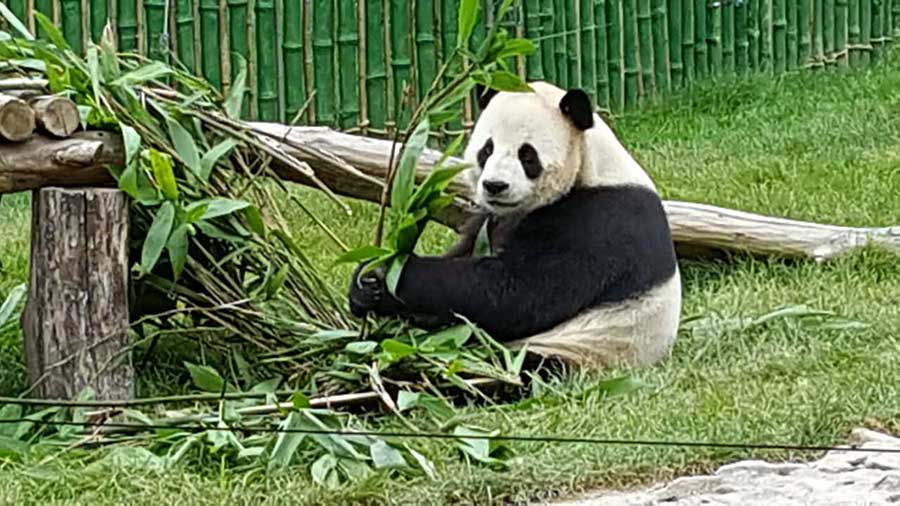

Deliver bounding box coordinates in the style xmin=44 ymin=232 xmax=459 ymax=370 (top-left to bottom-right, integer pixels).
xmin=392 ymin=252 xmax=616 ymax=341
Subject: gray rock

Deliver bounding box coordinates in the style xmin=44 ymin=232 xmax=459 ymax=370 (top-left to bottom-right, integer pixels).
xmin=550 ymin=428 xmax=900 ymax=506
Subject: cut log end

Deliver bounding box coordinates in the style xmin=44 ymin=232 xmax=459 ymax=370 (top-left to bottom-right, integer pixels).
xmin=0 ymin=94 xmax=36 ymax=142
xmin=29 ymin=95 xmax=80 ymax=138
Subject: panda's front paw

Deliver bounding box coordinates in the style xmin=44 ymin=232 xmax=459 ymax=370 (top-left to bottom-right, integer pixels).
xmin=348 ymin=262 xmax=390 ymax=318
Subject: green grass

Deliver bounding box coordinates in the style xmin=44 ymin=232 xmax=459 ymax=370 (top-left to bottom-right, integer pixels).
xmin=1 ymin=49 xmax=900 ymax=504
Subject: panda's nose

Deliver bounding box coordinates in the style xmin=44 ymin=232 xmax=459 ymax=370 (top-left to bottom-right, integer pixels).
xmin=482 ymin=180 xmax=509 ymax=196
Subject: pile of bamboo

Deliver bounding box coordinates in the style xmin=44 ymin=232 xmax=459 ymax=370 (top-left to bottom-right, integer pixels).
xmin=2 ymin=0 xmax=897 ymax=127
xmin=0 ymin=84 xmax=79 ymax=142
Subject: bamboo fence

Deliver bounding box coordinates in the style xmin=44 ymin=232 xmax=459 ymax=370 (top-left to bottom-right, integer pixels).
xmin=2 ymin=0 xmax=897 ymax=130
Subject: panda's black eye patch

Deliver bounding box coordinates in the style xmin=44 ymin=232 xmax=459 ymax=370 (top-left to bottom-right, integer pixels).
xmin=518 ymin=143 xmax=543 ymax=179
xmin=477 ymin=138 xmax=493 ymax=168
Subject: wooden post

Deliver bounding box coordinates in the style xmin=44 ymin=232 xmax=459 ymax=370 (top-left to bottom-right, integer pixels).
xmin=22 ymin=187 xmax=134 ymax=400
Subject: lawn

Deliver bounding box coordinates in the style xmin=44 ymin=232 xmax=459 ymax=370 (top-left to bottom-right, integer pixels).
xmin=0 ymin=49 xmax=899 ymax=505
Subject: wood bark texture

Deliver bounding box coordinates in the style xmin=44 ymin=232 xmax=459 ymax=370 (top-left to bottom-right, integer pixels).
xmin=1 ymin=126 xmax=898 ymax=262
xmin=29 ymin=95 xmax=80 ymax=138
xmin=0 ymin=93 xmax=36 ymax=142
xmin=23 ymin=188 xmax=133 ymax=400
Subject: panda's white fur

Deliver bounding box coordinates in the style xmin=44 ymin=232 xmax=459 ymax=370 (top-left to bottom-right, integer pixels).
xmin=349 ymin=80 xmax=682 ymax=370
xmin=464 ymin=81 xmax=681 ymax=368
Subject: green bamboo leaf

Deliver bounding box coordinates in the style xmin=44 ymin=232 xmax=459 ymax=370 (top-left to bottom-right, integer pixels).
xmin=496 ymin=39 xmax=537 ymax=59
xmin=183 ymin=203 xmax=208 ymax=224
xmin=391 ymin=119 xmax=430 ymax=213
xmin=193 ymin=198 xmax=251 ymax=220
xmin=244 ymin=206 xmax=266 ymax=237
xmin=487 ymin=71 xmax=532 ymax=92
xmin=119 ymin=124 xmax=141 ymax=167
xmin=344 ymin=341 xmax=378 ymax=354
xmin=166 ymin=117 xmax=201 ymax=177
xmin=110 ymin=62 xmax=173 ymax=87
xmin=385 ymin=254 xmax=407 ymax=296
xmin=0 ymin=4 xmax=34 ymax=40
xmin=268 ymin=411 xmax=306 ymax=473
xmin=334 ymin=245 xmax=391 ymax=265
xmin=184 ymin=361 xmax=235 ymax=392
xmin=199 ymin=139 xmax=238 ymax=182
xmin=0 ymin=284 xmax=26 ymax=327
xmin=34 ymin=13 xmax=69 ymax=51
xmin=380 ymin=339 xmax=417 ymax=359
xmin=457 ymin=0 xmax=479 ymax=48
xmin=310 ymin=454 xmax=339 ymax=488
xmin=166 ymin=224 xmax=189 ymax=280
xmin=149 ymin=150 xmax=178 ymax=200
xmin=405 ymin=446 xmax=437 ymax=480
xmin=140 ymin=202 xmax=175 ymax=272
xmin=118 ymin=165 xmax=139 ymax=198
xmin=86 ymin=46 xmax=101 ymax=105
xmin=370 ymin=441 xmax=407 ymax=469
xmin=291 ymin=392 xmax=310 ymax=409
xmin=264 ymin=264 xmax=289 ymax=298
xmin=224 ymin=54 xmax=247 ymax=119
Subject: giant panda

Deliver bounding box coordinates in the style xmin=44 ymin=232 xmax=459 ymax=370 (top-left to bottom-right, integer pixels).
xmin=348 ymin=81 xmax=681 ymax=370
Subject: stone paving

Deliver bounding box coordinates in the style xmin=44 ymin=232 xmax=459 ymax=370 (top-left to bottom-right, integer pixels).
xmin=552 ymin=428 xmax=900 ymax=506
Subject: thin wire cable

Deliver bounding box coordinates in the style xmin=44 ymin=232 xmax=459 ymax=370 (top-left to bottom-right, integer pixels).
xmin=3 ymin=418 xmax=900 ymax=454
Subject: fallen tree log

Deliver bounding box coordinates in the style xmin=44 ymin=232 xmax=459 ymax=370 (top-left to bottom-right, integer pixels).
xmin=0 ymin=93 xmax=36 ymax=141
xmin=1 ymin=126 xmax=897 ymax=262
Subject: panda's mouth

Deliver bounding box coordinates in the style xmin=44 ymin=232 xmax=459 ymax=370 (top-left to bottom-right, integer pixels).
xmin=486 ymin=199 xmax=519 ymax=209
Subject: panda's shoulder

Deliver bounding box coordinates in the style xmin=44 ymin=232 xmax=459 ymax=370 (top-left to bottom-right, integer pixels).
xmin=537 ymin=184 xmax=666 ymax=226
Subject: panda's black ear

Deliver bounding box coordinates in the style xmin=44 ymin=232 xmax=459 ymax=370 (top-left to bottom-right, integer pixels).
xmin=559 ymin=89 xmax=594 ymax=130
xmin=475 ymin=83 xmax=499 ymax=111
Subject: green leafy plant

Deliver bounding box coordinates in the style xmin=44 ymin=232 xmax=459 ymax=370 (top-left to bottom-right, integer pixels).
xmin=336 ymin=0 xmax=536 ymax=297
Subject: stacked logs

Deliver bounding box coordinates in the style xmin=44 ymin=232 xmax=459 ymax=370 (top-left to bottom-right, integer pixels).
xmin=0 ymin=86 xmax=80 ymax=142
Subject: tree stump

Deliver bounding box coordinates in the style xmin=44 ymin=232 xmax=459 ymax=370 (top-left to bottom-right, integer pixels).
xmin=22 ymin=187 xmax=133 ymax=400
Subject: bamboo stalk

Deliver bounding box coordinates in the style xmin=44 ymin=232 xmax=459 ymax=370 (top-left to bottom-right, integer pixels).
xmin=748 ymin=0 xmax=760 ymax=68
xmin=61 ymin=0 xmax=85 ymax=53
xmin=638 ymin=0 xmax=656 ymax=96
xmin=176 ymin=0 xmax=196 ymax=70
xmin=389 ymin=0 xmax=411 ymax=128
xmin=246 ymin=0 xmax=258 ymax=118
xmin=695 ymin=0 xmax=708 ymax=76
xmin=82 ymin=0 xmax=90 ymax=50
xmin=683 ymin=0 xmax=696 ymax=82
xmin=255 ymin=0 xmax=278 ymax=120
xmin=607 ymin=0 xmax=625 ymax=110
xmin=218 ymin=0 xmax=230 ymax=89
xmin=823 ymin=0 xmax=835 ymax=64
xmin=198 ymin=0 xmax=220 ymax=87
xmin=669 ymin=0 xmax=684 ymax=86
xmin=227 ymin=0 xmax=249 ymax=116
xmin=652 ymin=0 xmax=669 ymax=92
xmin=774 ymin=0 xmax=788 ymax=71
xmin=310 ymin=0 xmax=335 ymax=125
xmin=336 ymin=0 xmax=360 ymax=129
xmin=787 ymin=0 xmax=798 ymax=67
xmin=881 ymin=0 xmax=890 ymax=49
xmin=415 ymin=0 xmax=437 ymax=104
xmin=708 ymin=0 xmax=723 ymax=74
xmin=525 ymin=0 xmax=546 ymax=80
xmin=893 ymin=0 xmax=900 ymax=37
xmin=6 ymin=0 xmax=27 ymax=26
xmin=554 ymin=0 xmax=570 ymax=84
xmin=144 ymin=0 xmax=167 ymax=61
xmin=595 ymin=0 xmax=610 ymax=107
xmin=723 ymin=0 xmax=736 ymax=72
xmin=860 ymin=0 xmax=871 ymax=64
xmin=798 ymin=0 xmax=811 ymax=63
xmin=569 ymin=0 xmax=582 ymax=87
xmin=580 ymin=0 xmax=599 ymax=100
xmin=25 ymin=0 xmax=36 ymax=34
xmin=735 ymin=0 xmax=748 ymax=72
xmin=623 ymin=0 xmax=641 ymax=106
xmin=848 ymin=0 xmax=861 ymax=65
xmin=193 ymin=0 xmax=203 ymax=76
xmin=835 ymin=0 xmax=849 ymax=65
xmin=759 ymin=0 xmax=772 ymax=70
xmin=871 ymin=0 xmax=883 ymax=57
xmin=542 ymin=0 xmax=557 ymax=82
xmin=381 ymin=0 xmax=394 ymax=134
xmin=90 ymin=0 xmax=109 ymax=42
xmin=813 ymin=0 xmax=825 ymax=66
xmin=356 ymin=0 xmax=367 ymax=132
xmin=118 ymin=0 xmax=139 ymax=50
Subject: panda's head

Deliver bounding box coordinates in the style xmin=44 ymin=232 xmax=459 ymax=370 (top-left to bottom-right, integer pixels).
xmin=463 ymin=81 xmax=595 ymax=215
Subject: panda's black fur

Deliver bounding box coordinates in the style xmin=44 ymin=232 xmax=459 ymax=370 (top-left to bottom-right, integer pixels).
xmin=349 ymin=84 xmax=678 ymax=361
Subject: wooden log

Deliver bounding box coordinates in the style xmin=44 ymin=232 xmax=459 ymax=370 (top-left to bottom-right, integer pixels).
xmin=29 ymin=95 xmax=80 ymax=138
xmin=0 ymin=126 xmax=898 ymax=262
xmin=0 ymin=93 xmax=36 ymax=142
xmin=23 ymin=187 xmax=133 ymax=400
